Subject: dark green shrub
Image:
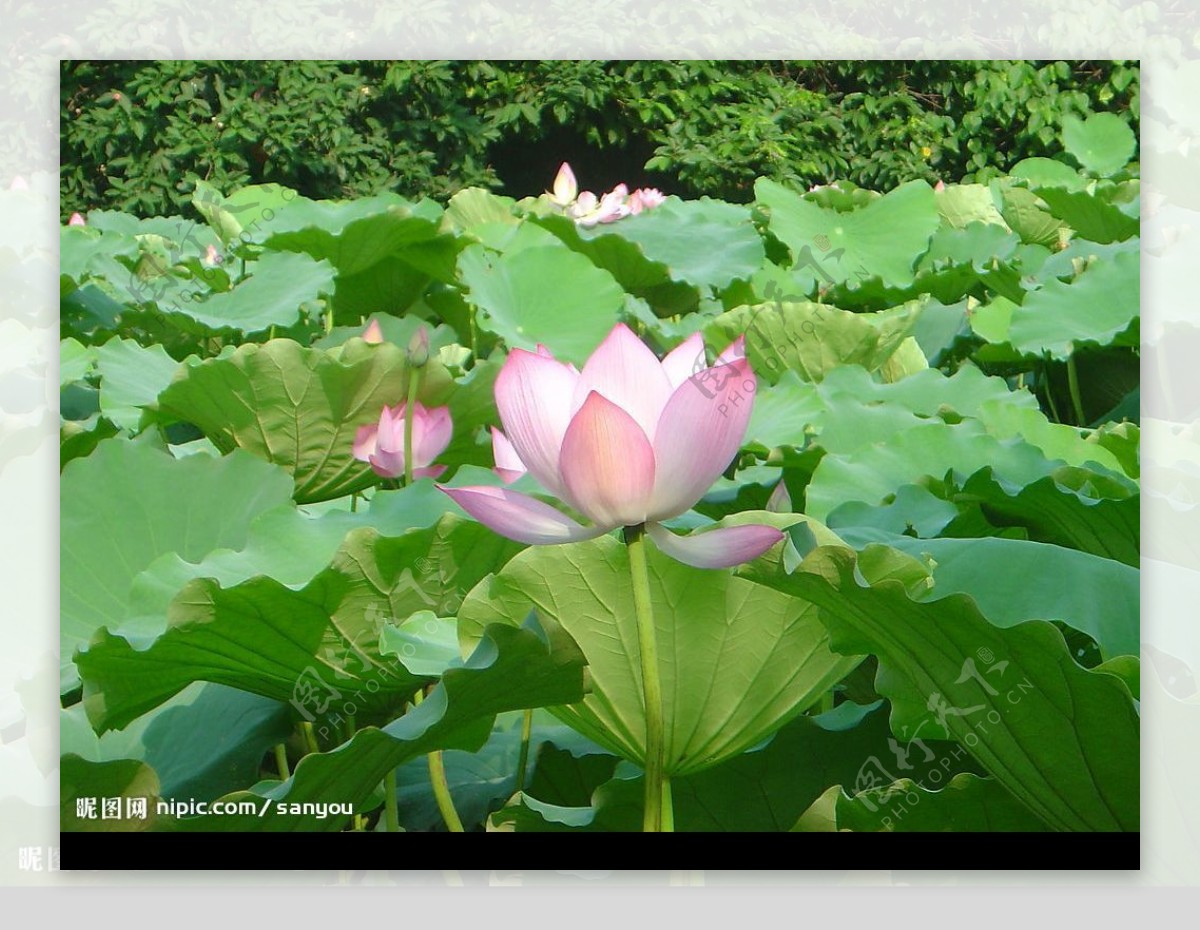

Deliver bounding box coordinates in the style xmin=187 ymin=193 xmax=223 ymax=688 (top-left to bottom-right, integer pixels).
xmin=60 ymin=59 xmax=1138 ymax=219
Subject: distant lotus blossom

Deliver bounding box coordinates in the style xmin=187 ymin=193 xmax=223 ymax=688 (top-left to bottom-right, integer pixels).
xmin=203 ymin=243 xmax=221 ymax=266
xmin=354 ymin=402 xmax=452 ymax=480
xmin=68 ymin=212 xmax=86 ymax=226
xmin=550 ymin=163 xmax=666 ymax=227
xmin=442 ymin=323 xmax=783 ymax=569
xmin=629 ymin=188 xmax=666 ymax=214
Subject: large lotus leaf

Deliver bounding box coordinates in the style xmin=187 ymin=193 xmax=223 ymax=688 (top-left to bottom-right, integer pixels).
xmin=457 ymin=522 xmax=861 ymax=777
xmin=457 ymin=242 xmax=626 ymax=366
xmin=1010 ymin=157 xmax=1088 ymax=192
xmin=998 ymin=185 xmax=1066 ymax=247
xmin=959 ymin=466 xmax=1139 ymax=566
xmin=600 ymin=198 xmax=765 ymax=291
xmin=799 ymin=773 xmax=1050 ymax=832
xmin=228 ymin=193 xmax=461 ymax=320
xmin=1005 ymin=249 xmax=1139 ymax=358
xmin=744 ymin=363 xmax=1029 ymax=454
xmin=161 ymin=250 xmax=335 ymax=335
xmin=60 ymin=337 xmax=98 ymax=386
xmin=253 ymin=193 xmax=448 ymax=276
xmin=935 ymin=184 xmax=1010 ymax=229
xmin=122 ymin=468 xmax=528 ymax=628
xmin=835 ymin=529 xmax=1139 ymax=661
xmin=192 ymin=180 xmax=302 ymax=243
xmin=1035 ymin=188 xmax=1140 ymax=244
xmin=93 ymin=337 xmax=183 ymax=431
xmin=1063 ymin=113 xmax=1137 ymax=177
xmin=441 ymin=188 xmax=520 ymax=234
xmin=532 ymin=213 xmax=672 ymax=292
xmin=972 ymin=400 xmax=1124 ymax=472
xmin=805 ymin=421 xmax=1044 ymax=521
xmin=509 ymin=700 xmax=895 ymax=831
xmin=77 ymin=517 xmax=526 ymax=732
xmin=704 ymin=299 xmax=921 ymax=385
xmin=174 ymin=620 xmax=587 ymax=831
xmin=60 ymin=225 xmax=139 ymax=292
xmin=61 ymin=682 xmax=292 ymax=802
xmin=755 ymin=178 xmax=941 ymax=290
xmin=506 ymin=699 xmax=1002 ymax=832
xmin=156 ymin=338 xmax=453 ymax=503
xmin=828 ymin=465 xmax=1139 ymax=568
xmin=739 ymin=545 xmax=1139 ymax=832
xmin=60 ymin=440 xmax=294 ymax=693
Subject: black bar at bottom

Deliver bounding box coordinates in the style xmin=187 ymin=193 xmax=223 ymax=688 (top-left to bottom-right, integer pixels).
xmin=61 ymin=831 xmax=1139 ymax=872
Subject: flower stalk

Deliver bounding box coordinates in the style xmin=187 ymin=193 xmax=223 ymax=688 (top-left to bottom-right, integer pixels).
xmin=624 ymin=522 xmax=670 ymax=832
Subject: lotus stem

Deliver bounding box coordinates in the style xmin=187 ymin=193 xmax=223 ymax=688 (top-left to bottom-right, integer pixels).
xmin=515 ymin=708 xmax=534 ymax=793
xmin=403 ymin=366 xmax=420 ymax=487
xmin=384 ymin=769 xmax=399 ymax=832
xmin=413 ymin=688 xmax=465 ymax=832
xmin=1067 ymin=349 xmax=1086 ymax=426
xmin=273 ymin=743 xmax=290 ymax=780
xmin=623 ymin=522 xmax=669 ymax=832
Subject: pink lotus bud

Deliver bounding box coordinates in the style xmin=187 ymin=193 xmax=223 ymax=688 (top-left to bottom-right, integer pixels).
xmin=203 ymin=243 xmax=221 ymax=265
xmin=934 ymin=180 xmax=946 ymax=192
xmin=68 ymin=212 xmax=86 ymax=227
xmin=353 ymin=402 xmax=452 ymax=480
xmin=406 ymin=326 xmax=430 ymax=368
xmin=550 ymin=162 xmax=578 ymax=206
xmin=362 ymin=319 xmax=384 ymax=344
xmin=439 ymin=326 xmax=783 ymax=568
xmin=765 ymin=480 xmax=792 ymax=513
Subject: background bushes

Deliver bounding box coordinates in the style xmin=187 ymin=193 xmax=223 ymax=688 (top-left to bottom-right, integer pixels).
xmin=60 ymin=59 xmax=1139 ymax=218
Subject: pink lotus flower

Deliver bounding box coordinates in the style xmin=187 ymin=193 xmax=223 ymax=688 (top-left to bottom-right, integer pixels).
xmin=203 ymin=243 xmax=221 ymax=266
xmin=354 ymin=402 xmax=452 ymax=479
xmin=570 ymin=183 xmax=632 ymax=227
xmin=442 ymin=324 xmax=784 ymax=569
xmin=629 ymin=188 xmax=666 ymax=214
xmin=68 ymin=212 xmax=86 ymax=226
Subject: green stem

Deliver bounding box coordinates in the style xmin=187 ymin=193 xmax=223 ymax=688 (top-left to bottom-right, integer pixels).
xmin=661 ymin=778 xmax=674 ymax=832
xmin=350 ymin=492 xmax=358 ymax=513
xmin=403 ymin=366 xmax=420 ymax=488
xmin=623 ymin=523 xmax=668 ymax=832
xmin=515 ymin=708 xmax=534 ymax=793
xmin=384 ymin=769 xmax=399 ymax=833
xmin=468 ymin=305 xmax=478 ymax=358
xmin=428 ymin=750 xmax=465 ymax=832
xmin=1042 ymin=360 xmax=1063 ymax=424
xmin=299 ymin=721 xmax=319 ymax=756
xmin=1066 ymin=349 xmax=1086 ymax=427
xmin=413 ymin=689 xmax=465 ymax=832
xmin=273 ymin=743 xmax=290 ymax=780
